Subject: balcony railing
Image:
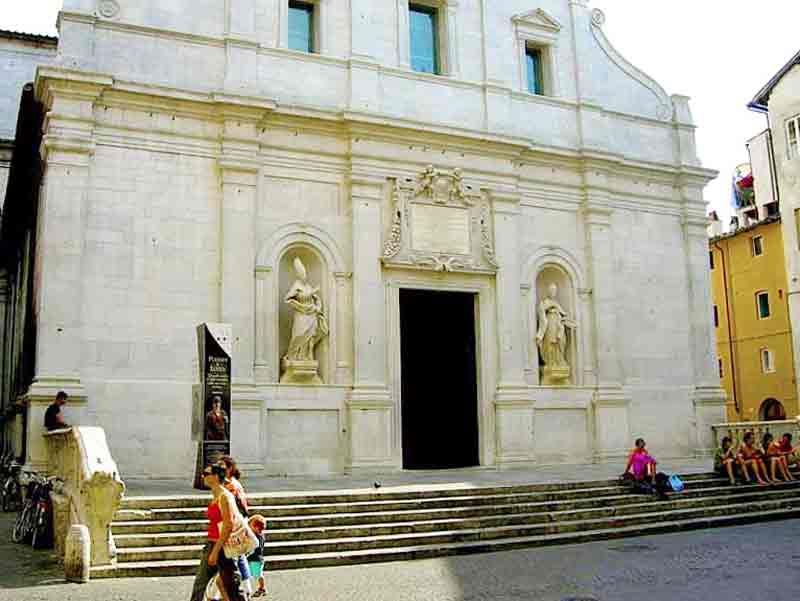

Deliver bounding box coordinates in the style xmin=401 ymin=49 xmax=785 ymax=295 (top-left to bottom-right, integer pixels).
xmin=711 ymin=418 xmax=800 ymax=448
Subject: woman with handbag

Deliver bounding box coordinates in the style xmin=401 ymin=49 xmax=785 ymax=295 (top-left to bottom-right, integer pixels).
xmin=221 ymin=456 xmax=253 ymax=599
xmin=189 ymin=463 xmax=246 ymax=601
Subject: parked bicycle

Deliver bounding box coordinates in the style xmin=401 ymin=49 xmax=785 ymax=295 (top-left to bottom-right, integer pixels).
xmin=0 ymin=449 xmax=23 ymax=512
xmin=12 ymin=473 xmax=62 ymax=549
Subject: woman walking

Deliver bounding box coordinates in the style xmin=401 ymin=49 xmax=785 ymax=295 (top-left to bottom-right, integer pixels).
xmin=189 ymin=463 xmax=245 ymax=601
xmin=221 ymin=456 xmax=253 ymax=599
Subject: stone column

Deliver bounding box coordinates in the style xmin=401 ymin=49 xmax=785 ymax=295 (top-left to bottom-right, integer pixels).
xmin=24 ymin=70 xmax=110 ymax=470
xmin=681 ymin=189 xmax=727 ymax=455
xmin=583 ymin=166 xmax=630 ymax=461
xmin=346 ymin=175 xmax=394 ymax=471
xmin=492 ymin=192 xmax=533 ymax=466
xmin=215 ymin=97 xmax=273 ymax=386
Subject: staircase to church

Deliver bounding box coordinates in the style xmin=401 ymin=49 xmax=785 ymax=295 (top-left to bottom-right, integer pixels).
xmin=93 ymin=472 xmax=800 ymax=578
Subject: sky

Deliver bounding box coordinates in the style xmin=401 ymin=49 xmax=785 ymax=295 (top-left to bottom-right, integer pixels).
xmin=1 ymin=1 xmax=799 ymax=220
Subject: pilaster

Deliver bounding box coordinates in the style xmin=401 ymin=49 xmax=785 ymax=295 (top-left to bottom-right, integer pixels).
xmin=346 ymin=174 xmax=394 ymax=471
xmin=680 ymin=181 xmax=727 ymax=454
xmin=214 ymin=95 xmax=273 ymax=385
xmin=29 ymin=69 xmax=111 ymax=422
xmin=491 ymin=191 xmax=533 ymax=464
xmin=582 ymin=163 xmax=630 ymax=460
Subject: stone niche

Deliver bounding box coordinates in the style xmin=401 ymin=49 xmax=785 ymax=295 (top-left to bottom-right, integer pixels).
xmin=535 ymin=264 xmax=578 ymax=386
xmin=277 ymin=245 xmax=330 ymax=384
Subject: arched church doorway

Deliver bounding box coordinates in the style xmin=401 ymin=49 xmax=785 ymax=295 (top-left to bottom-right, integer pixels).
xmin=399 ymin=288 xmax=479 ymax=469
xmin=760 ymin=398 xmax=786 ymax=421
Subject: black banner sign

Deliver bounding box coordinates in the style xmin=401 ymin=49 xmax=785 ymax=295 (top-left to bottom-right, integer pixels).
xmin=193 ymin=323 xmax=232 ymax=489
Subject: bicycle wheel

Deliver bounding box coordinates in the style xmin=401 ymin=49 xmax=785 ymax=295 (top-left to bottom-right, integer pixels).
xmin=31 ymin=506 xmax=45 ymax=549
xmin=11 ymin=504 xmax=31 ymax=543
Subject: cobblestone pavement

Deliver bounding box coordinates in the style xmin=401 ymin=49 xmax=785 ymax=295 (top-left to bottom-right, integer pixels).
xmin=2 ymin=514 xmax=799 ymax=601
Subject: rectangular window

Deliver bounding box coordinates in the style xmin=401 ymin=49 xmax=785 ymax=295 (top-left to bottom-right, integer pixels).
xmin=788 ymin=116 xmax=799 ymax=160
xmin=288 ymin=1 xmax=315 ymax=53
xmin=752 ymin=235 xmax=763 ymax=257
xmin=525 ymin=46 xmax=545 ymax=95
xmin=409 ymin=4 xmax=439 ymax=74
xmin=761 ymin=348 xmax=775 ymax=374
xmin=713 ymin=305 xmax=719 ymax=328
xmin=765 ymin=202 xmax=779 ymax=218
xmin=757 ymin=291 xmax=771 ymax=319
xmin=796 ymin=209 xmax=800 ymax=250
xmin=709 ymin=250 xmax=715 ymax=270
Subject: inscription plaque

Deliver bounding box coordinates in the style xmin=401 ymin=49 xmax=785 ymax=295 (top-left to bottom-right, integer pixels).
xmin=412 ymin=204 xmax=470 ymax=255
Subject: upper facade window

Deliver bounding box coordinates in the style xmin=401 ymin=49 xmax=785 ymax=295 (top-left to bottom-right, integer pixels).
xmin=513 ymin=9 xmax=562 ymax=98
xmin=757 ymin=291 xmax=771 ymax=319
xmin=752 ymin=235 xmax=764 ymax=257
xmin=787 ymin=115 xmax=799 ymax=160
xmin=409 ymin=4 xmax=440 ymax=74
xmin=288 ymin=1 xmax=315 ymax=53
xmin=525 ymin=47 xmax=545 ymax=95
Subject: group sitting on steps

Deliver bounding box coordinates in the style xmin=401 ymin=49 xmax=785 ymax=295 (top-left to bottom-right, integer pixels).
xmin=714 ymin=431 xmax=799 ymax=486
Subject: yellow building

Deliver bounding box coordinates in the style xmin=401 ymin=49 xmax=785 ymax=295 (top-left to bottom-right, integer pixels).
xmin=710 ymin=216 xmax=798 ymax=422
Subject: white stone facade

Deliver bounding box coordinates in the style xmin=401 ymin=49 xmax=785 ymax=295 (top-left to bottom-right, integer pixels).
xmin=17 ymin=0 xmax=725 ymax=478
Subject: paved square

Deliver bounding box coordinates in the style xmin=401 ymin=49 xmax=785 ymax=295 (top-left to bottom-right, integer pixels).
xmin=2 ymin=514 xmax=798 ymax=601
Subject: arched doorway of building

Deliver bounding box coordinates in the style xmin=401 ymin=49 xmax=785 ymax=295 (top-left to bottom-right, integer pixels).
xmin=760 ymin=398 xmax=786 ymax=421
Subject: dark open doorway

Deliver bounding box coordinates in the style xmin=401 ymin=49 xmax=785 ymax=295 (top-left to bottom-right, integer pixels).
xmin=400 ymin=288 xmax=479 ymax=470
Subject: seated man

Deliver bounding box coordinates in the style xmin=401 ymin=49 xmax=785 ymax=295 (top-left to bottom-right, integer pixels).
xmin=714 ymin=436 xmax=738 ymax=485
xmin=44 ymin=391 xmax=70 ymax=431
xmin=737 ymin=431 xmax=769 ymax=485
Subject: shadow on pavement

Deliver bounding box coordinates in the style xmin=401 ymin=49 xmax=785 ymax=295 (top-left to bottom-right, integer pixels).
xmin=0 ymin=512 xmax=66 ymax=590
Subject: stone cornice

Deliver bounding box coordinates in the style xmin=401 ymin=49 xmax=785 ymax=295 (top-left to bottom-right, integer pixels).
xmin=35 ymin=66 xmax=113 ymax=109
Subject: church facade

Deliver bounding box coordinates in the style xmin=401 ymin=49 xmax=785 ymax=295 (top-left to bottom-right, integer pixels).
xmin=2 ymin=0 xmax=725 ymax=478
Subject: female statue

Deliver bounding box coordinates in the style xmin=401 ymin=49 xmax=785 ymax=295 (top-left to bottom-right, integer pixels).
xmin=536 ymin=283 xmax=576 ymax=382
xmin=283 ymin=257 xmax=329 ymax=365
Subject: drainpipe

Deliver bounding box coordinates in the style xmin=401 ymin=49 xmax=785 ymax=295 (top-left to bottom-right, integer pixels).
xmin=714 ymin=240 xmax=739 ymax=413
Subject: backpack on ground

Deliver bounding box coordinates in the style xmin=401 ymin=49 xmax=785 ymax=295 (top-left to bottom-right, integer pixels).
xmin=668 ymin=474 xmax=684 ymax=493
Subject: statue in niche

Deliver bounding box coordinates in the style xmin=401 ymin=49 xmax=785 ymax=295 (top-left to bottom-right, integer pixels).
xmin=280 ymin=257 xmax=329 ymax=384
xmin=536 ymin=283 xmax=576 ymax=386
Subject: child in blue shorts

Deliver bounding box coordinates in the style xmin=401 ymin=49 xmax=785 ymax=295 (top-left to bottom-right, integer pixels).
xmin=248 ymin=515 xmax=267 ymax=598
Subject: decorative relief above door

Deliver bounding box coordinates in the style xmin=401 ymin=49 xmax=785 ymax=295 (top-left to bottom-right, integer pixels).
xmin=382 ymin=166 xmax=498 ymax=274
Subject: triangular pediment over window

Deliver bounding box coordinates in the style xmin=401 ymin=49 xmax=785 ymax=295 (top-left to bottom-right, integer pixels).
xmin=512 ymin=8 xmax=562 ymax=34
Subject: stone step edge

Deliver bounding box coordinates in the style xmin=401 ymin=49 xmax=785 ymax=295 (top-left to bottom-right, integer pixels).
xmin=112 ymin=497 xmax=800 ymax=557
xmin=112 ymin=480 xmax=800 ymax=526
xmin=118 ymin=473 xmax=720 ymax=508
xmin=91 ymin=506 xmax=800 ymax=578
xmin=112 ymin=487 xmax=800 ymax=544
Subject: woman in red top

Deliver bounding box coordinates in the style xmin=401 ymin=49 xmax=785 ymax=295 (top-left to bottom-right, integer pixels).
xmin=189 ymin=463 xmax=244 ymax=601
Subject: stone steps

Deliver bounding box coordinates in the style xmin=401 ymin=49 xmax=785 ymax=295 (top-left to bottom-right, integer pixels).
xmin=93 ymin=473 xmax=800 ymax=579
xmin=112 ymin=486 xmax=800 ymax=548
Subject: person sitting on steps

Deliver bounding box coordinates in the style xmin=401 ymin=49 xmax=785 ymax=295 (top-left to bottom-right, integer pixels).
xmin=763 ymin=433 xmax=794 ymax=482
xmin=737 ymin=431 xmax=769 ymax=486
xmin=777 ymin=433 xmax=800 ymax=472
xmin=623 ymin=438 xmax=657 ymax=485
xmin=714 ymin=436 xmax=738 ymax=485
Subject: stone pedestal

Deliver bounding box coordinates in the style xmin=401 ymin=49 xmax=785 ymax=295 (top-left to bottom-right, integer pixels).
xmin=64 ymin=524 xmax=91 ymax=583
xmin=542 ymin=366 xmax=570 ymax=386
xmin=280 ymin=359 xmax=322 ymax=385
